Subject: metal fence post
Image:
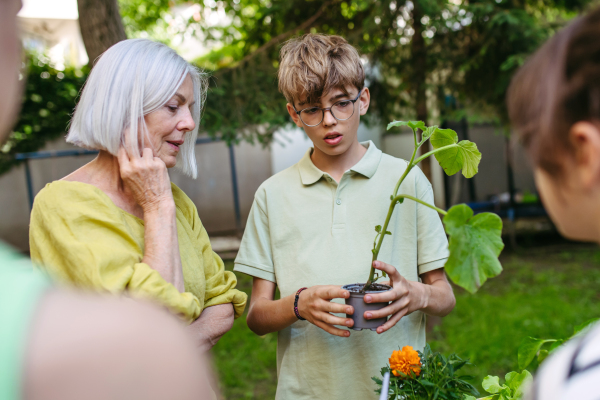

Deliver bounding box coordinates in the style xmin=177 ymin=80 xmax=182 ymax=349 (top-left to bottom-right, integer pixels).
xmin=228 ymin=143 xmax=242 ymax=232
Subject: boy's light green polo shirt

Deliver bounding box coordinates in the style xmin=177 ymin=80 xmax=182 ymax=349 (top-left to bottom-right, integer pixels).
xmin=234 ymin=141 xmax=449 ymax=400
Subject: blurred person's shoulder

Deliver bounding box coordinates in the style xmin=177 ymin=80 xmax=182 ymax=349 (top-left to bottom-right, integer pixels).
xmin=526 ymin=322 xmax=600 ymax=400
xmin=23 ymin=291 xmax=215 ymax=400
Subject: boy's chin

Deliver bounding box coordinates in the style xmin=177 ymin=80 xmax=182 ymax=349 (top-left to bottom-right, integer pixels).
xmin=315 ymin=142 xmax=353 ymax=156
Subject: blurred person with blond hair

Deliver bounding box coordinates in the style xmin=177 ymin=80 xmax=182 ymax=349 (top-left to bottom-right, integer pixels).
xmin=0 ymin=1 xmax=215 ymax=399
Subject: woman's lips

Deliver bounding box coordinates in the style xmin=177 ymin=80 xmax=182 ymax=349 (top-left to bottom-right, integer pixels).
xmin=167 ymin=141 xmax=181 ymax=151
xmin=324 ymin=134 xmax=343 ymax=145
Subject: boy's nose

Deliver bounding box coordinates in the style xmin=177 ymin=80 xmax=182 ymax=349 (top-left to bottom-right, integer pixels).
xmin=323 ymin=109 xmax=337 ymax=126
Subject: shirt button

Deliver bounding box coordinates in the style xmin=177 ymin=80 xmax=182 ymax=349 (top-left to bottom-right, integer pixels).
xmin=327 ymin=177 xmax=332 ymax=182
xmin=336 ymin=199 xmax=342 ymax=205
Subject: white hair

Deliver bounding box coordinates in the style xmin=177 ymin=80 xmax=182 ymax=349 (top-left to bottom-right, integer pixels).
xmin=67 ymin=39 xmax=208 ymax=178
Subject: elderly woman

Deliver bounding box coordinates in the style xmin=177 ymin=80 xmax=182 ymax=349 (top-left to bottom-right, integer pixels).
xmin=29 ymin=39 xmax=246 ymax=350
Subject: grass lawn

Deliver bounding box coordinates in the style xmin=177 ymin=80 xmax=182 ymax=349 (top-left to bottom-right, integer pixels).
xmin=213 ymin=242 xmax=600 ymax=399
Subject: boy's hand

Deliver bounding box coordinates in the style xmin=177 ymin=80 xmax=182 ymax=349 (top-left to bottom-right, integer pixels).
xmin=297 ymin=285 xmax=355 ymax=337
xmin=363 ymin=261 xmax=430 ymax=334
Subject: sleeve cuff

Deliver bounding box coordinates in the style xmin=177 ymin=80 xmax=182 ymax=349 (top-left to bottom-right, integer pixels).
xmin=234 ymin=262 xmax=276 ymax=283
xmin=418 ymin=258 xmax=448 ymax=275
xmin=203 ymin=289 xmax=248 ymax=319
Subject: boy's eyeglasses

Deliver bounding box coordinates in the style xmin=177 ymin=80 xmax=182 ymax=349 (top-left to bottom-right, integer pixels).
xmin=293 ymin=90 xmax=363 ymax=127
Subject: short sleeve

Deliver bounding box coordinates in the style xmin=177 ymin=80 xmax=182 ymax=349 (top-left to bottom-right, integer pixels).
xmin=415 ymin=172 xmax=449 ymax=275
xmin=234 ymin=189 xmax=276 ymax=283
xmin=29 ymin=184 xmax=202 ymax=323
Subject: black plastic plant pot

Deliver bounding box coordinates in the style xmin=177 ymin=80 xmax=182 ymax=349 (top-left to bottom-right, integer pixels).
xmin=342 ymin=283 xmax=392 ymax=331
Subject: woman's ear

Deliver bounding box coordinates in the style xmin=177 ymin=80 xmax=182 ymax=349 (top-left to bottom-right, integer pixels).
xmin=569 ymin=121 xmax=600 ymax=189
xmin=286 ymin=103 xmax=303 ymax=128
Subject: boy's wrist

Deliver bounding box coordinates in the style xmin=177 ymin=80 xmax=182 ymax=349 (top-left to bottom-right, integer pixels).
xmin=293 ymin=287 xmax=308 ymax=320
xmin=419 ymin=282 xmax=431 ymax=311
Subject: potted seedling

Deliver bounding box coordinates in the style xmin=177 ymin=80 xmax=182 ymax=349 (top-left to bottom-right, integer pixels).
xmin=343 ymin=121 xmax=505 ymax=331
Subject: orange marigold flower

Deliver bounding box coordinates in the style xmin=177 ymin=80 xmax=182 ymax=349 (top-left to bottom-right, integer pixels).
xmin=389 ymin=346 xmax=422 ymax=378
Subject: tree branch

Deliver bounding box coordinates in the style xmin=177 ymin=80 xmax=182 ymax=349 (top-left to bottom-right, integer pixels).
xmin=233 ymin=0 xmax=337 ymax=67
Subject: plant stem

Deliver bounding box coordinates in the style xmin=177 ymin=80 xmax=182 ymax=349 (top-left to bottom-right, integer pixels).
xmin=412 ymin=143 xmax=458 ymax=166
xmin=392 ymin=195 xmax=448 ymax=215
xmin=364 ymin=135 xmax=450 ymax=291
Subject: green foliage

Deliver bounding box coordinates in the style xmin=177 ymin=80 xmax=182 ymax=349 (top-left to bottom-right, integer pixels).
xmin=167 ymin=0 xmax=594 ymax=143
xmin=373 ymin=344 xmax=479 ymax=400
xmin=430 ymin=128 xmax=482 ymax=178
xmin=213 ymin=261 xmax=278 ymax=398
xmin=517 ymin=337 xmax=557 ymax=370
xmin=365 ymin=121 xmax=502 ymax=293
xmin=443 ymin=205 xmax=504 ymax=294
xmin=1 ymin=55 xmax=88 ymax=175
xmin=517 ymin=317 xmax=599 ymax=370
xmin=430 ymin=247 xmax=600 ymax=394
xmin=478 ymin=370 xmax=532 ymax=400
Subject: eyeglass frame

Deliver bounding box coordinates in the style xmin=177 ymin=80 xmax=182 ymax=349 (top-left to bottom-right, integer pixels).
xmin=292 ymin=89 xmax=364 ymax=127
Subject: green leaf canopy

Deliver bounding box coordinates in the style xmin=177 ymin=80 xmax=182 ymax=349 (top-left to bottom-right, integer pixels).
xmin=443 ymin=204 xmax=504 ymax=294
xmin=430 ymin=128 xmax=482 ymax=178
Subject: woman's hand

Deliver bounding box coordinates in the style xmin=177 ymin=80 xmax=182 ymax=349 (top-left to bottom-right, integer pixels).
xmin=117 ymin=147 xmax=174 ymax=212
xmin=118 ymin=146 xmax=184 ymax=292
xmin=187 ymin=304 xmax=234 ymax=352
xmin=297 ymin=285 xmax=355 ymax=337
xmin=363 ymin=261 xmax=455 ymax=334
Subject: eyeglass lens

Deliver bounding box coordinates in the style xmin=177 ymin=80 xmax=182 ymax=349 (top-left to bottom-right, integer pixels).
xmin=299 ymin=99 xmax=356 ymax=126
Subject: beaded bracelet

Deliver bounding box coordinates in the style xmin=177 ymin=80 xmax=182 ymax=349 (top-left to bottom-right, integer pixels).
xmin=294 ymin=287 xmax=308 ymax=321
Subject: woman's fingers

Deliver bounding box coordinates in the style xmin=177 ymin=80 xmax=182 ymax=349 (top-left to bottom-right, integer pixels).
xmin=142 ymin=147 xmax=154 ymax=160
xmin=117 ymin=147 xmax=130 ymax=167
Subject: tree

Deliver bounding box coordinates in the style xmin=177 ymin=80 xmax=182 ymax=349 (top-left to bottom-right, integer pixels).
xmin=77 ymin=0 xmax=127 ymax=64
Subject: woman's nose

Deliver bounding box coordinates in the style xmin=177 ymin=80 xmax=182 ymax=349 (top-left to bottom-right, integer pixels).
xmin=178 ymin=108 xmax=195 ymax=132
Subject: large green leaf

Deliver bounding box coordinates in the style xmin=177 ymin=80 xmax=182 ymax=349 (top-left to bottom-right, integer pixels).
xmin=430 ymin=128 xmax=482 ymax=178
xmin=443 ymin=205 xmax=504 ymax=293
xmin=518 ymin=337 xmax=556 ymax=370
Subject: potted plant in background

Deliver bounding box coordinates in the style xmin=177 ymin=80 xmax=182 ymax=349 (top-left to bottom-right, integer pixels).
xmin=343 ymin=121 xmax=505 ymax=331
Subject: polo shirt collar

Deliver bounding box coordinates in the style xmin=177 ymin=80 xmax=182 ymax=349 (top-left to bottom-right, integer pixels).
xmin=350 ymin=141 xmax=382 ymax=178
xmin=298 ymin=140 xmax=383 ymax=185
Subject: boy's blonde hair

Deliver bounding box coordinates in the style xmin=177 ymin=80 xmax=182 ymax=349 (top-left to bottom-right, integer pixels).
xmin=278 ymin=34 xmax=365 ymax=107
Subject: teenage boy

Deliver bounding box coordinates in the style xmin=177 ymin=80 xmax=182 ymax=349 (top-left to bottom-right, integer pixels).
xmin=234 ymin=34 xmax=456 ymax=400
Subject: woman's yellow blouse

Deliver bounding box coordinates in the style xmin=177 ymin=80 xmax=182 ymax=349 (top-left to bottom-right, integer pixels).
xmin=29 ymin=181 xmax=247 ymax=323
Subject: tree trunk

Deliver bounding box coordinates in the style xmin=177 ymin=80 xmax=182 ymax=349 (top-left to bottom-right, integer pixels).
xmin=77 ymin=0 xmax=126 ymax=65
xmin=411 ymin=2 xmax=432 ymax=182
